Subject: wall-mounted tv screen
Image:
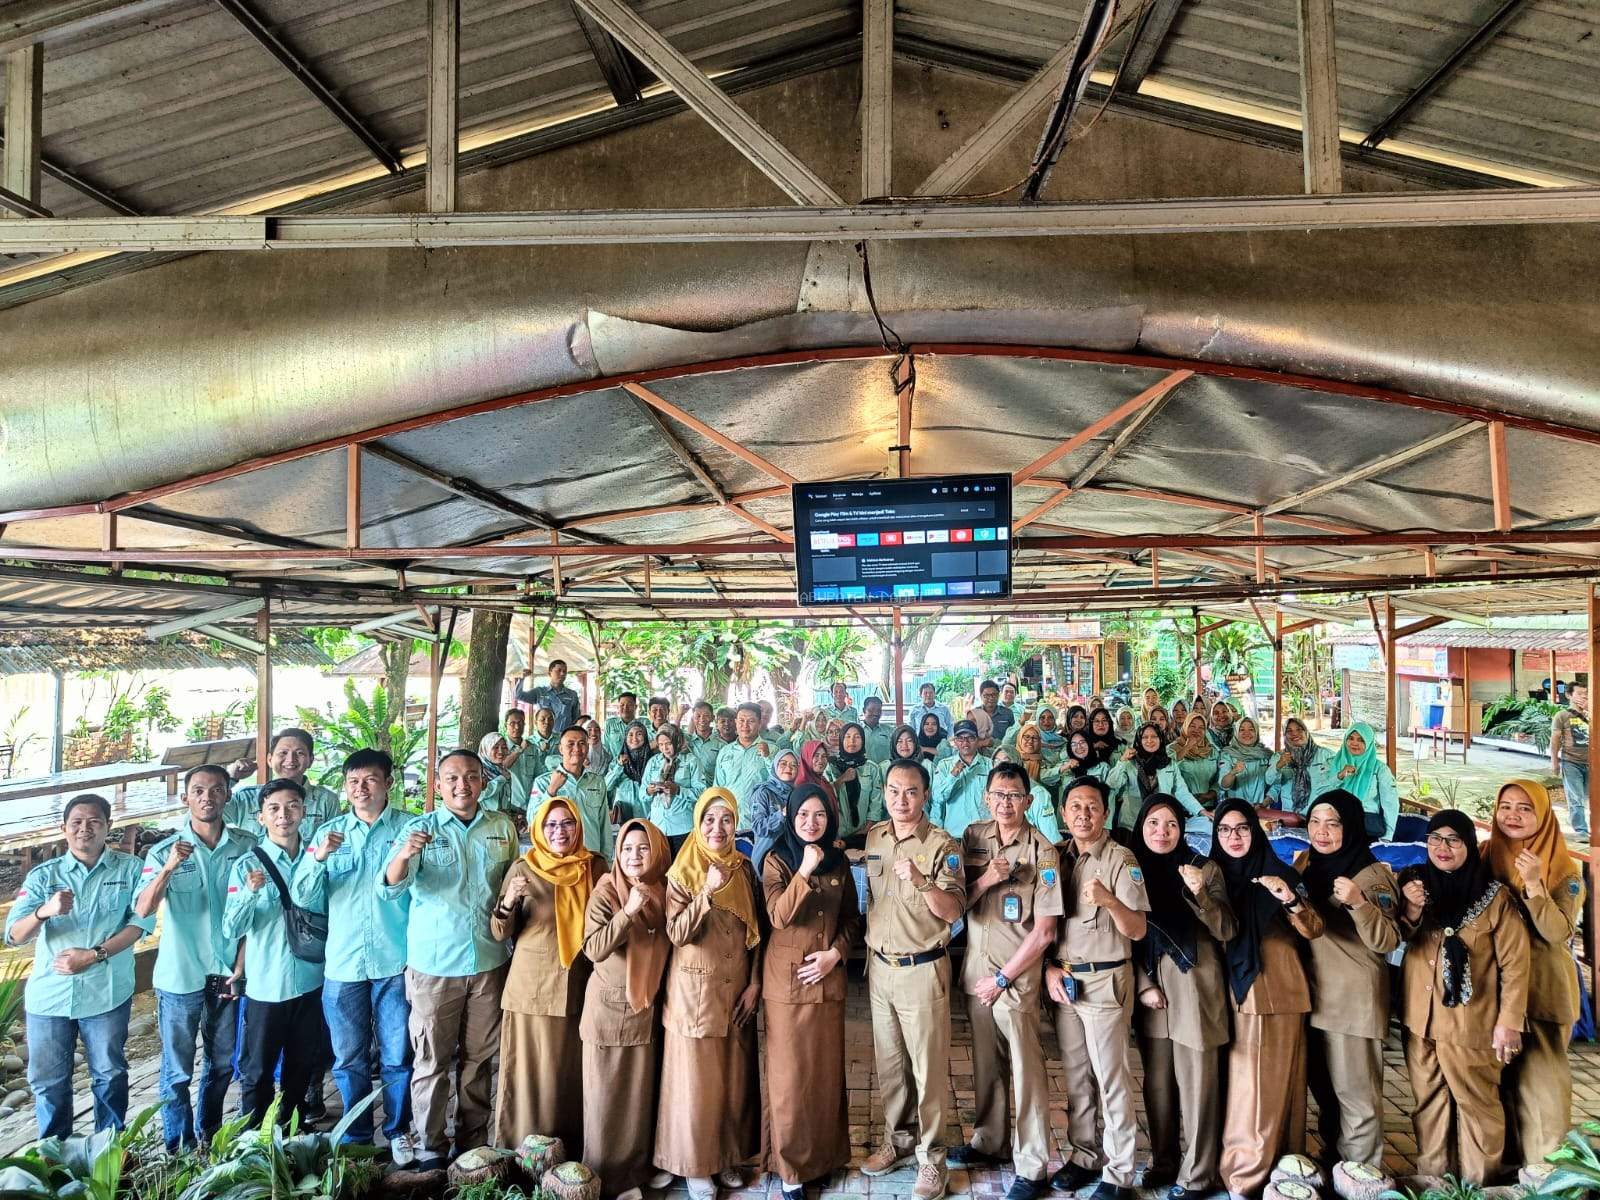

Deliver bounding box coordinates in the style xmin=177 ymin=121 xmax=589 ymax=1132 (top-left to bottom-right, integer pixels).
xmin=792 ymin=474 xmax=1013 ymax=606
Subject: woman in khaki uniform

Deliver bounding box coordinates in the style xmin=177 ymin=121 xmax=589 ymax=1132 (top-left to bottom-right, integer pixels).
xmin=1132 ymin=795 xmax=1236 ymax=1200
xmin=1486 ymin=779 xmax=1584 ymax=1163
xmin=491 ymin=797 xmax=605 ymax=1152
xmin=581 ymin=817 xmax=674 ymax=1200
xmin=1293 ymin=788 xmax=1401 ymax=1167
xmin=1209 ymin=798 xmax=1324 ymax=1200
xmin=760 ymin=784 xmax=861 ymax=1200
xmin=655 ymin=788 xmax=765 ymax=1200
xmin=1399 ymin=809 xmax=1529 ymax=1184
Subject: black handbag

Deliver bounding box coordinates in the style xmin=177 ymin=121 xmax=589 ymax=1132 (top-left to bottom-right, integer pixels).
xmin=251 ymin=846 xmax=329 ymax=963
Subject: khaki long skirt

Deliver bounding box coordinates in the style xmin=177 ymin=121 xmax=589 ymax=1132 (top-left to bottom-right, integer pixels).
xmin=583 ymin=1040 xmax=659 ymax=1197
xmin=494 ymin=1012 xmax=584 ymax=1154
xmin=763 ymin=999 xmax=849 ymax=1185
xmin=653 ymin=1025 xmax=759 ymax=1179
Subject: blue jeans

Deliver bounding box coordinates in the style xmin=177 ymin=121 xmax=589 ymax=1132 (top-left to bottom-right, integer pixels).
xmin=26 ymin=1000 xmax=131 ymax=1139
xmin=324 ymin=976 xmax=413 ymax=1141
xmin=157 ymin=984 xmax=240 ymax=1150
xmin=1562 ymin=760 xmax=1590 ymax=839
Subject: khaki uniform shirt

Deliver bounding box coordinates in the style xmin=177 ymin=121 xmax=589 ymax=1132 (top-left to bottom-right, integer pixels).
xmin=1401 ymin=884 xmax=1529 ymax=1049
xmin=761 ymin=856 xmax=861 ymax=1005
xmin=961 ymin=819 xmax=1064 ymax=1007
xmin=1293 ymin=855 xmax=1402 ymax=1039
xmin=1133 ymin=859 xmax=1236 ymax=1050
xmin=1057 ymin=833 xmax=1149 ymax=966
xmin=1236 ymin=905 xmax=1323 ymax=1015
xmin=490 ymin=859 xmax=604 ymax=1018
xmin=864 ymin=817 xmax=966 ymax=956
xmin=580 ymin=875 xmax=667 ymax=1048
xmin=662 ymin=866 xmax=763 ymax=1039
xmin=1511 ymin=871 xmax=1584 ymax=1025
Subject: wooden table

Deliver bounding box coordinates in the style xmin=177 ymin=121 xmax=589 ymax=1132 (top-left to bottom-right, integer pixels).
xmin=0 ymin=760 xmax=180 ymax=806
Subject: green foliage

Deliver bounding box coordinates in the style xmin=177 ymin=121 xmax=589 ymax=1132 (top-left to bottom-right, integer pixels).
xmin=1205 ymin=624 xmax=1263 ymax=680
xmin=0 ymin=959 xmax=27 ymax=1048
xmin=978 ymin=632 xmax=1037 ymax=682
xmin=1379 ymin=1175 xmax=1488 ymax=1200
xmin=450 ymin=1181 xmax=550 ymax=1200
xmin=1529 ymin=1121 xmax=1600 ymax=1200
xmin=1481 ymin=693 xmax=1529 ymax=733
xmin=602 ymin=621 xmax=800 ymax=705
xmin=183 ymin=699 xmax=247 ymax=743
xmin=177 ymin=1091 xmax=381 ymax=1200
xmin=0 ymin=1106 xmax=157 ymax=1199
xmin=303 ymin=626 xmax=368 ymax=663
xmin=803 ymin=627 xmax=870 ymax=686
xmin=924 ymin=668 xmax=976 ymax=704
xmin=1482 ymin=695 xmax=1560 ymax=751
xmin=69 ymin=675 xmax=182 ymax=758
xmin=1147 ymin=665 xmax=1183 ymax=705
xmin=296 ymin=681 xmax=429 ymax=795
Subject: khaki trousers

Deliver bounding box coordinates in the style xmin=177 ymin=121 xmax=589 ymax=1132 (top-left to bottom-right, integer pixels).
xmin=967 ymin=992 xmax=1051 ymax=1181
xmin=1406 ymin=1032 xmax=1505 ymax=1185
xmin=1053 ymin=966 xmax=1139 ymax=1187
xmin=1136 ymin=1030 xmax=1223 ymax=1192
xmin=1307 ymin=1028 xmax=1384 ymax=1166
xmin=406 ymin=965 xmax=506 ymax=1158
xmin=1220 ymin=1011 xmax=1306 ymax=1197
xmin=1504 ymin=1018 xmax=1572 ymax=1164
xmin=868 ymin=954 xmax=951 ymax=1169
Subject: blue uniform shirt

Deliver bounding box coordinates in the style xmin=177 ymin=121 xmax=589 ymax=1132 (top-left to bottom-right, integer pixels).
xmin=931 ymin=754 xmax=995 ymax=838
xmin=516 ymin=682 xmax=580 ymax=734
xmin=290 ymin=806 xmax=412 ymax=985
xmin=379 ymin=805 xmax=517 ymax=978
xmin=6 ymin=849 xmax=154 ymax=1018
xmin=140 ymin=820 xmax=259 ymax=995
xmin=225 ymin=780 xmax=340 ymax=839
xmin=222 ymin=840 xmax=324 ymax=1003
xmin=530 ymin=769 xmax=612 ymax=859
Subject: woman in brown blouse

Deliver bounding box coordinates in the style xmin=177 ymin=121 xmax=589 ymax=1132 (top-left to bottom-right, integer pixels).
xmin=1294 ymin=788 xmax=1401 ymax=1168
xmin=1132 ymin=795 xmax=1236 ymax=1200
xmin=1399 ymin=809 xmax=1529 ymax=1184
xmin=1209 ymin=798 xmax=1324 ymax=1200
xmin=1486 ymin=780 xmax=1584 ymax=1163
xmin=580 ymin=817 xmax=674 ymax=1200
xmin=760 ymin=784 xmax=861 ymax=1200
xmin=654 ymin=788 xmax=765 ymax=1200
xmin=490 ymin=797 xmax=605 ymax=1153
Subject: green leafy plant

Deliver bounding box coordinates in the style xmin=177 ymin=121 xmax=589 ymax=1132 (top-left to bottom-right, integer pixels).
xmin=451 ymin=1180 xmax=546 ymax=1200
xmin=0 ymin=959 xmax=28 ymax=1049
xmin=924 ymin=668 xmax=976 ymax=705
xmin=804 ymin=626 xmax=870 ymax=688
xmin=297 ymin=681 xmax=429 ymax=795
xmin=1504 ymin=700 xmax=1560 ymax=752
xmin=979 ymin=632 xmax=1038 ymax=683
xmin=0 ymin=706 xmax=44 ymax=777
xmin=1148 ymin=665 xmax=1183 ymax=705
xmin=177 ymin=1090 xmax=381 ymax=1200
xmin=183 ymin=699 xmax=247 ymax=743
xmin=1480 ymin=693 xmax=1530 ymax=733
xmin=0 ymin=1105 xmax=157 ymax=1199
xmin=1379 ymin=1174 xmax=1488 ymax=1200
xmin=1529 ymin=1120 xmax=1600 ymax=1199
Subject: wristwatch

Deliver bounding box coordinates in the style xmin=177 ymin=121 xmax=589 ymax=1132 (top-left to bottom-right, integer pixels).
xmin=92 ymin=945 xmax=108 ymax=964
xmin=993 ymin=971 xmax=1010 ymax=991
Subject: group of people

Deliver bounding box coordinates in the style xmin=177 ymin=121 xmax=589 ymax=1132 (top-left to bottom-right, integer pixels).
xmin=0 ymin=667 xmax=1585 ymax=1200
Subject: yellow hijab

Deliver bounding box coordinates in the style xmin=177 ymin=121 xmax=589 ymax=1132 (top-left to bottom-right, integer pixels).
xmin=1486 ymin=778 xmax=1579 ymax=890
xmin=667 ymin=787 xmax=760 ymax=949
xmin=523 ymin=797 xmax=596 ymax=968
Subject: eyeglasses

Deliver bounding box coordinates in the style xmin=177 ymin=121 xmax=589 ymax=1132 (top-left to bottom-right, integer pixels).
xmin=1426 ymin=832 xmax=1467 ymax=850
xmin=986 ymin=790 xmax=1028 ymax=804
xmin=544 ymin=819 xmax=579 ymax=833
xmin=1216 ymin=823 xmax=1250 ymax=837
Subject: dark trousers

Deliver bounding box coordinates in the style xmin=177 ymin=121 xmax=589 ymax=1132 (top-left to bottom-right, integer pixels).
xmin=237 ymin=989 xmax=323 ymax=1128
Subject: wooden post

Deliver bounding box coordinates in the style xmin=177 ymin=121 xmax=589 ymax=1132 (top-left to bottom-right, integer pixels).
xmin=1192 ymin=607 xmax=1204 ymax=699
xmin=345 ymin=444 xmax=362 ymax=549
xmin=1586 ymin=583 xmax=1598 ymax=1011
xmin=255 ymin=602 xmax=272 ymax=785
xmin=1384 ymin=595 xmax=1397 ymax=771
xmin=1150 ymin=548 xmax=1160 ymax=587
xmin=1273 ymin=608 xmax=1285 ymax=748
xmin=1549 ymin=648 xmax=1559 ymax=700
xmin=1461 ymin=647 xmax=1473 ymax=749
xmin=892 ymin=607 xmax=905 ymax=725
xmin=50 ymin=667 xmax=65 ymax=772
xmin=424 ymin=608 xmax=443 ymax=811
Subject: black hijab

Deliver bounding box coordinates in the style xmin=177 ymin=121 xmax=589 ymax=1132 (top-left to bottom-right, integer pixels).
xmin=1066 ymin=731 xmax=1105 ymax=773
xmin=1301 ymin=788 xmax=1379 ymax=905
xmin=620 ymin=719 xmax=651 ymax=784
xmin=1133 ymin=721 xmax=1171 ymax=798
xmin=1132 ymin=794 xmax=1207 ymax=973
xmin=769 ymin=783 xmax=844 ymax=875
xmin=1064 ymin=705 xmax=1089 ymax=734
xmin=1401 ymin=809 xmax=1497 ymax=1007
xmin=1209 ymin=797 xmax=1305 ymax=1003
xmin=917 ymin=714 xmax=945 ymax=749
xmin=832 ymin=722 xmax=869 ymax=829
xmin=1088 ymin=709 xmax=1118 ymax=760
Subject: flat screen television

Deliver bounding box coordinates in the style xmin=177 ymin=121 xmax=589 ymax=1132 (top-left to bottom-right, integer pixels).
xmin=791 ymin=474 xmax=1013 ymax=606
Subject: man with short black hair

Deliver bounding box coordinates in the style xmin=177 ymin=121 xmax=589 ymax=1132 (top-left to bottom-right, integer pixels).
xmin=909 ymin=684 xmax=953 ymax=742
xmin=715 ymin=702 xmax=773 ymax=805
xmin=136 ymin=764 xmax=257 ymax=1151
xmin=226 ymin=728 xmax=340 ymax=836
xmin=516 ymin=659 xmax=581 ymax=734
xmin=978 ymin=680 xmax=1013 ymax=748
xmin=686 ymin=700 xmax=724 ymax=779
xmin=820 ymin=681 xmax=858 ymax=726
xmin=603 ymin=693 xmax=640 ymax=759
xmin=532 ymin=726 xmax=613 ymax=858
xmin=647 ymin=696 xmax=672 ymax=735
xmin=931 ymin=720 xmax=993 ymax=837
xmin=7 ymin=794 xmax=155 ymax=1138
xmin=861 ymin=696 xmax=892 ymax=763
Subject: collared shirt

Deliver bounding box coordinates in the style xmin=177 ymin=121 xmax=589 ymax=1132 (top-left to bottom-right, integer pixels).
xmin=225 ymin=780 xmax=341 ymax=840
xmin=222 ymin=839 xmax=323 ymax=1003
xmin=1058 ymin=833 xmax=1150 ymax=964
xmin=602 ymin=717 xmax=638 ymax=759
xmin=516 ymin=681 xmax=581 ymax=733
xmin=962 ymin=819 xmax=1064 ymax=1005
xmin=7 ymin=850 xmax=153 ymax=1018
xmin=714 ymin=739 xmax=772 ymax=805
xmin=290 ymin=806 xmax=412 ymax=984
xmin=931 ymin=753 xmax=994 ymax=837
xmin=502 ymin=736 xmax=543 ymax=798
xmin=860 ymin=721 xmax=893 ymax=764
xmin=141 ymin=819 xmax=259 ymax=995
xmin=819 ymin=703 xmax=858 ymax=726
xmin=380 ymin=805 xmax=517 ymax=977
xmin=908 ymin=702 xmax=954 ymax=738
xmin=984 ymin=704 xmax=1015 ymax=744
xmin=760 ymin=726 xmax=793 ymax=752
xmin=864 ymin=817 xmax=966 ymax=956
xmin=687 ymin=731 xmax=725 ymax=780
xmin=642 ymin=753 xmax=704 ymax=837
xmin=530 ymin=768 xmax=612 ymax=859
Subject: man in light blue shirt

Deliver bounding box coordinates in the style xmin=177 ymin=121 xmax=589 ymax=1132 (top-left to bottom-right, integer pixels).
xmin=686 ymin=701 xmax=725 ymax=780
xmin=531 ymin=726 xmax=614 ymax=859
xmin=6 ymin=793 xmax=154 ymax=1139
xmin=601 ymin=692 xmax=641 ymax=758
xmin=223 ymin=779 xmax=325 ymax=1129
xmin=292 ymin=749 xmax=417 ymax=1163
xmin=931 ymin=720 xmax=994 ymax=837
xmin=382 ymin=749 xmax=517 ymax=1168
xmin=909 ymin=684 xmax=954 ymax=742
xmin=716 ymin=702 xmax=774 ymax=805
xmin=860 ymin=696 xmax=893 ymax=763
xmin=135 ymin=765 xmax=257 ymax=1151
xmin=226 ymin=727 xmax=341 ymax=837
xmin=515 ymin=659 xmax=581 ymax=734
xmin=818 ymin=680 xmax=859 ymax=726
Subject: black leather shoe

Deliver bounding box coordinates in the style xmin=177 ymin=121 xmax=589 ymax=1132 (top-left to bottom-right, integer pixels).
xmin=1006 ymin=1178 xmax=1048 ymax=1200
xmin=1049 ymin=1164 xmax=1097 ymax=1193
xmin=1166 ymin=1187 xmax=1200 ymax=1200
xmin=948 ymin=1144 xmax=1002 ymax=1168
xmin=1088 ymin=1182 xmax=1130 ymax=1200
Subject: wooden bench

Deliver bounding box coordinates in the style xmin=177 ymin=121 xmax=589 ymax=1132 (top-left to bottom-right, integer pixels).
xmin=1412 ymin=725 xmax=1469 ymax=765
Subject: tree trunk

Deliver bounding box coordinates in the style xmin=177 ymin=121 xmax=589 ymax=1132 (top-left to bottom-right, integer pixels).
xmin=460 ymin=605 xmax=512 ymax=750
xmin=379 ymin=641 xmax=411 ymax=755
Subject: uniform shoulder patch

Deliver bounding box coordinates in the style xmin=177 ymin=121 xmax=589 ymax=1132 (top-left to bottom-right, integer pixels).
xmin=1570 ymin=879 xmax=1582 ymax=896
xmin=1041 ymin=867 xmax=1058 ymax=887
xmin=1129 ymin=866 xmax=1143 ymax=884
xmin=1040 ymin=850 xmax=1058 ymax=869
xmin=946 ymin=852 xmax=962 ymax=872
xmin=1376 ymin=891 xmax=1393 ymax=910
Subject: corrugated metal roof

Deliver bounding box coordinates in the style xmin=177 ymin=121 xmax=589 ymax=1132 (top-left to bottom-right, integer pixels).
xmin=1327 ymin=627 xmax=1587 ymax=651
xmin=0 ymin=628 xmax=331 ymax=673
xmin=330 ymin=611 xmax=596 ymax=675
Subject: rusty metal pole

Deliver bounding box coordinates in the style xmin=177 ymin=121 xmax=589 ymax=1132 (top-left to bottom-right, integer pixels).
xmin=892 ymin=606 xmax=905 ymax=725
xmin=1273 ymin=608 xmax=1285 ymax=748
xmin=1384 ymin=595 xmax=1398 ymax=771
xmin=1192 ymin=607 xmax=1204 ymax=700
xmin=424 ymin=609 xmax=442 ymax=811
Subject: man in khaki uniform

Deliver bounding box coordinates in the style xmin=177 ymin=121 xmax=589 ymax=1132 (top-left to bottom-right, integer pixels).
xmin=949 ymin=762 xmax=1063 ymax=1200
xmin=862 ymin=759 xmax=967 ymax=1200
xmin=1046 ymin=776 xmax=1149 ymax=1200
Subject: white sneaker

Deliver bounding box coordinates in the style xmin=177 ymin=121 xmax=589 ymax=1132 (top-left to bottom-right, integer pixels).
xmin=389 ymin=1132 xmax=419 ymax=1168
xmin=687 ymin=1178 xmax=717 ymax=1200
xmin=649 ymin=1170 xmax=676 ymax=1190
xmin=617 ymin=1189 xmax=644 ymax=1200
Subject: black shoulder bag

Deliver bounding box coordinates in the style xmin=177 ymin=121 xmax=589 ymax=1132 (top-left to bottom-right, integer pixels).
xmin=251 ymin=846 xmax=329 ymax=963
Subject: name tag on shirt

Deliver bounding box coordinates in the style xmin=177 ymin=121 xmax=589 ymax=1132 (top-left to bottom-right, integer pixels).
xmin=1002 ymin=893 xmax=1022 ymax=923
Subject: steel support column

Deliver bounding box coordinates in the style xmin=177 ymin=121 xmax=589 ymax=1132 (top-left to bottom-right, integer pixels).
xmin=1296 ymin=0 xmax=1343 ymax=195
xmin=4 ymin=45 xmax=43 ymax=210
xmin=1384 ymin=595 xmax=1397 ymax=770
xmin=255 ymin=601 xmax=272 ymax=784
xmin=426 ymin=0 xmax=458 ymax=213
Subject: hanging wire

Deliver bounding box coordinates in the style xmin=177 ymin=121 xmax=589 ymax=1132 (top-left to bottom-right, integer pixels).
xmin=854 ymin=241 xmax=917 ymax=437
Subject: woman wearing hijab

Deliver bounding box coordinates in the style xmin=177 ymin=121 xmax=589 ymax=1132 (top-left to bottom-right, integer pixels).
xmin=643 ymin=723 xmax=705 ymax=853
xmin=478 ymin=733 xmax=516 ymax=812
xmin=1210 ymin=798 xmax=1323 ymax=1199
xmin=827 ymin=722 xmax=885 ymax=844
xmin=1063 ymin=705 xmax=1089 ymax=737
xmin=1132 ymin=795 xmax=1236 ymax=1200
xmin=1291 ymin=789 xmax=1401 ymax=1168
xmin=745 ymin=750 xmax=799 ymax=872
xmin=915 ymin=713 xmax=952 ymax=764
xmin=1266 ymin=718 xmax=1335 ymax=822
xmin=1398 ymin=810 xmax=1529 ymax=1184
xmin=890 ymin=724 xmax=921 ymax=764
xmin=760 ymin=785 xmax=861 ymax=1200
xmin=1329 ymin=723 xmax=1399 ymax=839
xmin=1035 ymin=707 xmax=1066 ymax=764
xmin=605 ymin=720 xmax=655 ymax=825
xmin=582 ymin=819 xmax=675 ymax=1200
xmin=1150 ymin=704 xmax=1172 ymax=743
xmin=656 ymin=789 xmax=765 ymax=1200
xmin=1088 ymin=708 xmax=1119 ymax=762
xmin=491 ymin=797 xmax=605 ymax=1152
xmin=1107 ymin=722 xmax=1200 ymax=834
xmin=1013 ymin=723 xmax=1051 ymax=789
xmin=1218 ymin=718 xmax=1274 ymax=807
xmin=1113 ymin=706 xmax=1138 ymax=750
xmin=990 ymin=747 xmax=1061 ymax=841
xmin=1206 ymin=701 xmax=1237 ymax=753
xmin=1171 ymin=715 xmax=1220 ymax=810
xmin=1062 ymin=730 xmax=1109 ymax=783
xmin=1140 ymin=687 xmax=1162 ymax=724
xmin=795 ymin=739 xmax=837 ymax=807
xmin=1487 ymin=779 xmax=1584 ymax=1162
xmin=1169 ymin=700 xmax=1189 ymax=742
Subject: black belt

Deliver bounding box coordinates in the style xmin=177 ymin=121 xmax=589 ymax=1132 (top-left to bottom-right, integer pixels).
xmin=873 ymin=947 xmax=947 ymax=968
xmin=1067 ymin=958 xmax=1128 ymax=973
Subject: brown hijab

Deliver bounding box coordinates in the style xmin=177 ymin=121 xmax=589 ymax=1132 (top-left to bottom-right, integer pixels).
xmin=610 ymin=817 xmax=673 ymax=1013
